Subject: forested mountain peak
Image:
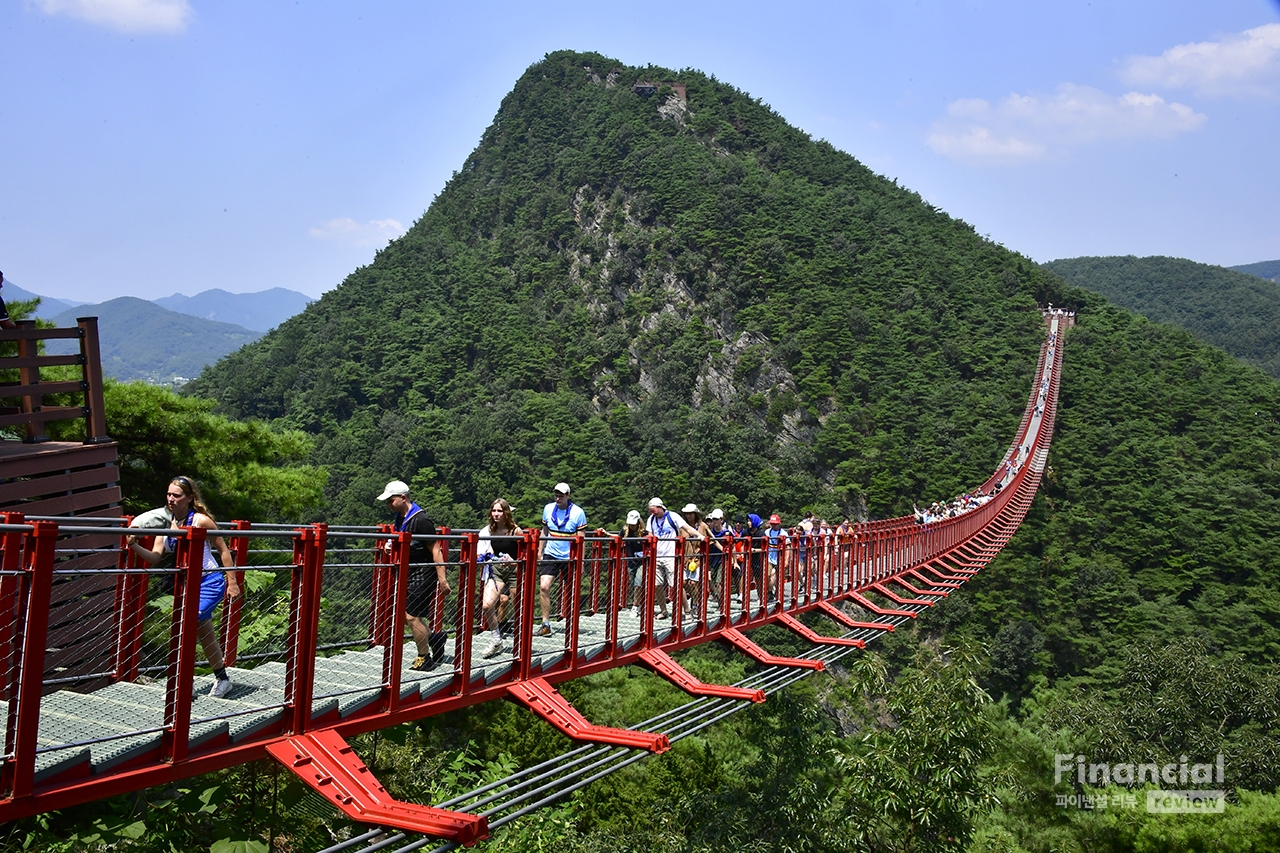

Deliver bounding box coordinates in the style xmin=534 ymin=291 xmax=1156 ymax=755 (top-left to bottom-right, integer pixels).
xmin=192 ymin=51 xmax=1065 ymax=528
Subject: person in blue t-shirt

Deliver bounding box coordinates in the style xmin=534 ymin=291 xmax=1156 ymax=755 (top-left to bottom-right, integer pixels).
xmin=766 ymin=513 xmax=788 ymax=598
xmin=537 ymin=482 xmax=587 ymax=636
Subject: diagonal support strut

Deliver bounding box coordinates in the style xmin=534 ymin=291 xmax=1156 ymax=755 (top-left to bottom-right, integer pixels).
xmin=776 ymin=613 xmax=866 ymax=648
xmin=817 ymin=600 xmax=896 ymax=632
xmin=722 ymin=628 xmax=825 ymax=670
xmin=639 ymin=648 xmax=765 ymax=702
xmin=265 ymin=729 xmax=488 ymax=845
xmin=508 ymin=677 xmax=669 ymax=752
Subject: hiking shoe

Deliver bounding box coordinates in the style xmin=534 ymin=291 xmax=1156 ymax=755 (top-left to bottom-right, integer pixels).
xmin=627 ymin=606 xmax=639 ymax=618
xmin=538 ymin=623 xmax=552 ymax=637
xmin=482 ymin=639 xmax=505 ymax=658
xmin=209 ymin=677 xmax=232 ymax=699
xmin=410 ymin=655 xmax=436 ymax=672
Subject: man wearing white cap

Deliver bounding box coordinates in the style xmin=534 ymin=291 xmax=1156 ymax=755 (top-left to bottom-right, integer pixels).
xmin=645 ymin=497 xmax=702 ymax=619
xmin=378 ymin=480 xmax=450 ymax=670
xmin=537 ymin=482 xmax=587 ymax=636
xmin=705 ymin=508 xmax=730 ymax=607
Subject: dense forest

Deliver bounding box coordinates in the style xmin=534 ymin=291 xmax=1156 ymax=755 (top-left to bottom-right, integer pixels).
xmin=12 ymin=51 xmax=1280 ymax=852
xmin=1044 ymin=255 xmax=1280 ymax=379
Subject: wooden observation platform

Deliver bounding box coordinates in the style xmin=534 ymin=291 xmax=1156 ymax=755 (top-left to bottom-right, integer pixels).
xmin=0 ymin=317 xmax=122 ymax=688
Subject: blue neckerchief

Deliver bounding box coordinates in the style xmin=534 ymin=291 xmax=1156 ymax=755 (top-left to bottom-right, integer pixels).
xmin=395 ymin=502 xmax=422 ymax=532
xmin=549 ymin=501 xmax=575 ymax=532
xmin=654 ymin=511 xmax=677 ymax=537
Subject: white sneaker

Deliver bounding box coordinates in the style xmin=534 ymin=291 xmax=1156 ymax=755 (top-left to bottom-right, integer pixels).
xmin=482 ymin=639 xmax=505 ymax=659
xmin=627 ymin=606 xmax=639 ymax=617
xmin=209 ymin=677 xmax=232 ymax=699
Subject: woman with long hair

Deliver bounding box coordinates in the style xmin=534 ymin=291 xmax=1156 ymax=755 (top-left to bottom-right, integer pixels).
xmin=476 ymin=498 xmax=521 ymax=659
xmin=126 ymin=476 xmax=240 ymax=698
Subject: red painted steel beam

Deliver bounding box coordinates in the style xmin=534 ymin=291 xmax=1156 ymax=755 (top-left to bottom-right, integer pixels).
xmin=507 ymin=678 xmax=669 ymax=753
xmin=638 ymin=649 xmax=765 ymax=703
xmin=266 ymin=729 xmax=488 ymax=845
xmin=775 ymin=613 xmax=865 ymax=649
xmin=721 ymin=628 xmax=824 ymax=670
xmin=906 ymin=567 xmax=960 ymax=588
xmin=848 ymin=591 xmax=917 ymax=618
xmin=886 ymin=576 xmax=948 ymax=598
xmin=916 ymin=562 xmax=965 ymax=583
xmin=870 ymin=583 xmax=935 ymax=607
xmin=816 ymin=601 xmax=895 ymax=632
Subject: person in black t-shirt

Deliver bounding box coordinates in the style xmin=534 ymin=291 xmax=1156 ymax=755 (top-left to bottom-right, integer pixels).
xmin=379 ymin=480 xmax=450 ymax=671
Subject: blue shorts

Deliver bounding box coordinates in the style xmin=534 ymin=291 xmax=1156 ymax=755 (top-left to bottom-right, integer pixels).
xmin=198 ymin=571 xmax=226 ymax=621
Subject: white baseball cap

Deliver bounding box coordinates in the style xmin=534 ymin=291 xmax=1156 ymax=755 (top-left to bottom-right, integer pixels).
xmin=554 ymin=482 xmax=571 ymax=495
xmin=377 ymin=480 xmax=410 ymax=502
xmin=648 ymin=496 xmax=664 ymax=508
xmin=626 ymin=510 xmax=642 ymax=525
xmin=707 ymin=508 xmax=725 ymax=520
xmin=682 ymin=503 xmax=699 ymax=514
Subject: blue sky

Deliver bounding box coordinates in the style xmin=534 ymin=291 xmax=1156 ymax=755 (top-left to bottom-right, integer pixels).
xmin=3 ymin=0 xmax=1278 ymax=303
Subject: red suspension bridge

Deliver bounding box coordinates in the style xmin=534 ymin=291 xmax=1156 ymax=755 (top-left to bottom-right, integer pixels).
xmin=0 ymin=312 xmax=1069 ymax=847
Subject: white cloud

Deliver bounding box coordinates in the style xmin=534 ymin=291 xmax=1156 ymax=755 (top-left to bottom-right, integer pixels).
xmin=1121 ymin=23 xmax=1280 ymax=98
xmin=31 ymin=0 xmax=193 ymax=34
xmin=308 ymin=218 xmax=406 ymax=248
xmin=928 ymin=84 xmax=1205 ymax=166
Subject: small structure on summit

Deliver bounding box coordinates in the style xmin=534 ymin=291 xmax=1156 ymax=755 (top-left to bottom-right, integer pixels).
xmin=632 ymin=80 xmax=687 ymax=101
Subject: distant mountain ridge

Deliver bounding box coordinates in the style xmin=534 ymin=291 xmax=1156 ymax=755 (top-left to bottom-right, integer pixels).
xmin=1043 ymin=255 xmax=1280 ymax=378
xmin=154 ymin=287 xmax=312 ymax=332
xmin=4 ymin=284 xmax=310 ymax=383
xmin=2 ymin=283 xmax=310 ymax=330
xmin=49 ymin=297 xmax=262 ymax=385
xmin=1 ymin=282 xmax=84 ymax=320
xmin=1231 ymin=259 xmax=1280 ymax=282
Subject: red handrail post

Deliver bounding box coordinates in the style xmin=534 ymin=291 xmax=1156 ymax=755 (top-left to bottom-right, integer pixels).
xmin=563 ymin=535 xmax=583 ymax=670
xmin=641 ymin=534 xmax=657 ymax=648
xmin=161 ymin=524 xmax=204 ymax=764
xmin=3 ymin=519 xmax=56 ymax=799
xmin=284 ymin=524 xmax=325 ymax=735
xmin=221 ymin=520 xmax=250 ymax=667
xmin=516 ymin=530 xmax=540 ymax=681
xmin=370 ymin=523 xmax=395 ymax=650
xmin=379 ymin=527 xmax=408 ymax=713
xmin=112 ymin=520 xmax=150 ymax=683
xmin=588 ymin=537 xmax=603 ymax=616
xmin=0 ymin=514 xmax=26 ymax=701
xmin=454 ymin=532 xmax=477 ymax=690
